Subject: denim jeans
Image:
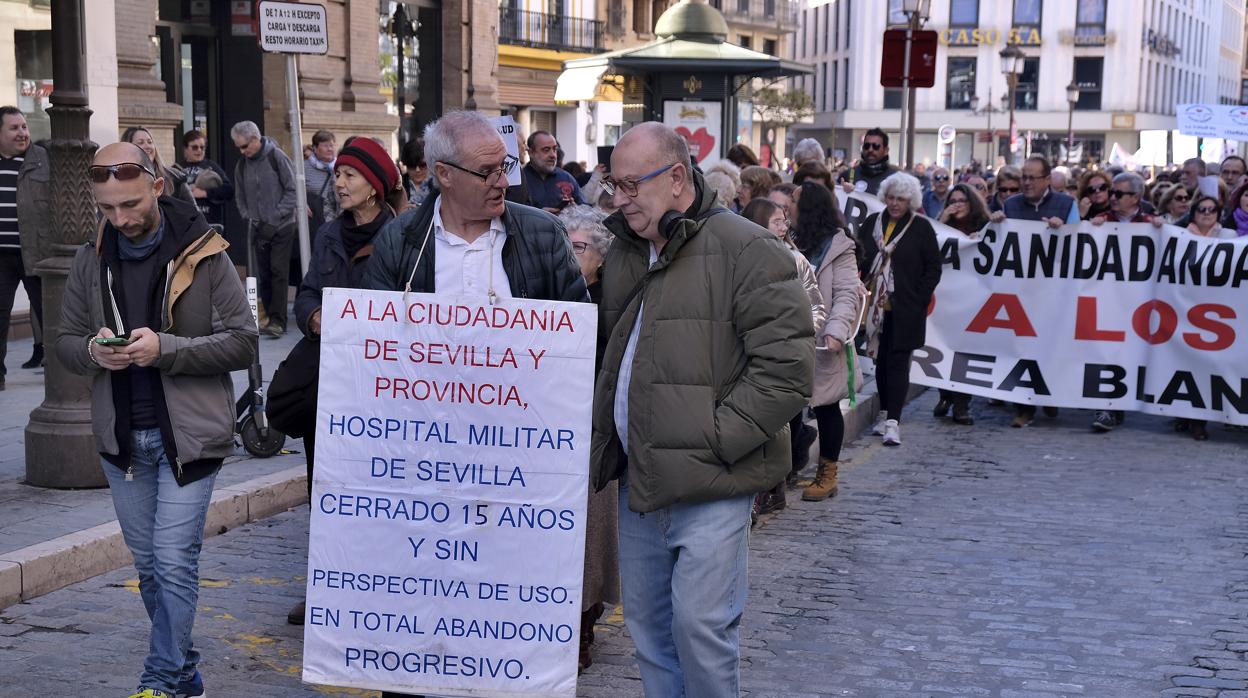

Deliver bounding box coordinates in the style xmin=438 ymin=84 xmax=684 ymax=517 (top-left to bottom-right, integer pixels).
xmin=103 ymin=428 xmax=217 ymax=694
xmin=617 ymin=480 xmax=753 ymax=698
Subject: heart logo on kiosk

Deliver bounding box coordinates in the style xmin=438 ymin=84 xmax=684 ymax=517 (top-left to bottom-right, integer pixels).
xmin=675 ymin=127 xmax=716 ymax=164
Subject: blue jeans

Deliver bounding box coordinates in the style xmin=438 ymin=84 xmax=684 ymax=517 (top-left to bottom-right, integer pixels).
xmin=103 ymin=428 xmax=217 ymax=694
xmin=617 ymin=481 xmax=753 ymax=698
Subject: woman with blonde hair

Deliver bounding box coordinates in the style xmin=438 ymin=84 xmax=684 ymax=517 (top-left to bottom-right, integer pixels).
xmin=122 ymin=126 xmax=195 ymax=204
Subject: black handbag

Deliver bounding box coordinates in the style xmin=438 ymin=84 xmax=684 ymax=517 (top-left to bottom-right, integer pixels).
xmin=267 ymin=336 xmax=320 ymax=438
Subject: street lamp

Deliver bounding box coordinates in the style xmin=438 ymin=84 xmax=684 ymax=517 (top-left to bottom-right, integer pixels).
xmin=388 ymin=3 xmax=417 ymax=150
xmin=897 ymin=0 xmax=931 ymax=170
xmin=1065 ymin=80 xmax=1081 ymax=165
xmin=970 ymin=90 xmax=1007 ymax=169
xmin=999 ymin=44 xmax=1025 ymax=165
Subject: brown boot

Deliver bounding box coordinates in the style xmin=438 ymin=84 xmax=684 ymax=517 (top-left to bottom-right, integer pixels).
xmin=802 ymin=458 xmax=839 ymax=501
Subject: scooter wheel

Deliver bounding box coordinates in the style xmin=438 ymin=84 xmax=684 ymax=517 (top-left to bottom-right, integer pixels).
xmin=240 ymin=414 xmax=286 ymax=458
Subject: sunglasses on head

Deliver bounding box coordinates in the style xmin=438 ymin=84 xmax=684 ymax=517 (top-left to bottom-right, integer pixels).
xmin=88 ymin=163 xmax=157 ymax=183
xmin=862 ymin=142 xmax=883 ymax=151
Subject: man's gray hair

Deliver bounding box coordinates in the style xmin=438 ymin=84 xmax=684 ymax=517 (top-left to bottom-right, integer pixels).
xmin=878 ymin=171 xmax=924 ymax=211
xmin=559 ymin=205 xmax=613 ymax=256
xmin=1112 ymin=171 xmax=1144 ymax=195
xmin=792 ymin=138 xmax=823 ymax=165
xmin=230 ymin=120 xmax=261 ymax=141
xmin=424 ymin=111 xmax=503 ymax=168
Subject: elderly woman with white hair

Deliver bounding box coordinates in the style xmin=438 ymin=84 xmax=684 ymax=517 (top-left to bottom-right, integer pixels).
xmin=792 ymin=137 xmax=825 ymax=167
xmin=558 ymin=203 xmax=620 ymax=671
xmin=856 ymin=171 xmax=942 ymax=446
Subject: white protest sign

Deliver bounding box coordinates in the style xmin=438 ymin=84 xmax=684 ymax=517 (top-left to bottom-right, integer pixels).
xmin=258 ymin=1 xmax=328 ymax=55
xmin=832 ymin=190 xmax=1248 ymax=425
xmin=1176 ymin=103 xmax=1248 ymax=141
xmin=303 ymin=288 xmax=597 ymax=697
xmin=492 ymin=115 xmax=523 ymax=187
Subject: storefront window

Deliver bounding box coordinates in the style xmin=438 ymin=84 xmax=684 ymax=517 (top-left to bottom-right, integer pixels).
xmin=946 ymin=57 xmax=976 ymax=109
xmin=15 ymin=30 xmax=52 ymax=142
xmin=1073 ymin=57 xmax=1103 ymax=111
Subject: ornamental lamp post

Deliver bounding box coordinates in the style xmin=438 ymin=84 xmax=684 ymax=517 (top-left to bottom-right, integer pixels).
xmin=1065 ymin=80 xmax=1081 ymax=165
xmin=897 ymin=0 xmax=931 ymax=170
xmin=999 ymin=44 xmax=1024 ymax=165
xmin=389 ymin=3 xmax=416 ymax=150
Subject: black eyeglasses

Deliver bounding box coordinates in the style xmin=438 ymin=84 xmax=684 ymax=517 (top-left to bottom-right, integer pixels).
xmin=933 ymin=175 xmax=950 ymax=182
xmin=441 ymin=155 xmax=519 ymax=186
xmin=88 ymin=163 xmax=158 ymax=183
xmin=1110 ymin=189 xmax=1137 ymax=198
xmin=571 ymin=241 xmax=589 ymax=254
xmin=997 ymin=186 xmax=1020 ymax=194
xmin=1195 ymin=205 xmax=1219 ymax=215
xmin=861 ymin=142 xmax=884 ymax=151
xmin=1172 ymin=194 xmax=1190 ymax=202
xmin=601 ymin=163 xmax=677 ymax=198
xmin=187 ymin=144 xmax=205 ymax=151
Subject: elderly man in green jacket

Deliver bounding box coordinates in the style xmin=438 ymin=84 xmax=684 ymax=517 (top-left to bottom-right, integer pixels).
xmin=591 ymin=122 xmax=815 ymax=697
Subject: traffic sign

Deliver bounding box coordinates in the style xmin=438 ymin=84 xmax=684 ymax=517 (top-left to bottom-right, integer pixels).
xmin=880 ymin=29 xmax=938 ymax=88
xmin=258 ymin=1 xmax=328 ymax=55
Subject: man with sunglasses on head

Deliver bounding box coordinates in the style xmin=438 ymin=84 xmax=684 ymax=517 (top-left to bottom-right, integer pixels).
xmin=231 ymin=119 xmax=299 ymax=337
xmin=56 ymin=142 xmax=256 ymax=698
xmin=591 ymin=122 xmax=813 ymax=697
xmin=364 ymin=110 xmax=586 ymax=698
xmin=838 ymin=127 xmax=898 ymax=196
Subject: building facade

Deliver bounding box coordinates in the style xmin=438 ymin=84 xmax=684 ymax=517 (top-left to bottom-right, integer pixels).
xmin=2 ymin=0 xmax=51 ymax=141
xmin=792 ymin=0 xmax=1246 ymax=169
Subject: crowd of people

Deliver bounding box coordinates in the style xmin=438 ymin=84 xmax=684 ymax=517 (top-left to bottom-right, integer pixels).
xmin=0 ymin=100 xmax=1243 ymax=698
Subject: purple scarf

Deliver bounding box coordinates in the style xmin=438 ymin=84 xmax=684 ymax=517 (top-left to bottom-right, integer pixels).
xmin=1234 ymin=207 xmax=1248 ymax=237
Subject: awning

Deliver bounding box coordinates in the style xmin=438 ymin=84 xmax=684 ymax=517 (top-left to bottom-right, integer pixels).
xmin=554 ymin=64 xmax=609 ymax=102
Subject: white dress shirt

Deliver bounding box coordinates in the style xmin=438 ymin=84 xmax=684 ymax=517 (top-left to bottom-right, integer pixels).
xmin=432 ymin=198 xmax=512 ymax=300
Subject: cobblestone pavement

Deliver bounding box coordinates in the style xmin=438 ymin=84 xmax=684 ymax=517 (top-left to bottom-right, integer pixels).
xmin=2 ymin=391 xmax=1247 ymax=697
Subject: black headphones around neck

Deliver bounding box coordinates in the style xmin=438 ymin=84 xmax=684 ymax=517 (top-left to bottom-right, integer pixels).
xmin=658 ymin=210 xmax=686 ymax=240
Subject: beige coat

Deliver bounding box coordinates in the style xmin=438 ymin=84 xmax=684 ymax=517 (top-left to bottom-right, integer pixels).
xmin=811 ymin=232 xmax=864 ymax=407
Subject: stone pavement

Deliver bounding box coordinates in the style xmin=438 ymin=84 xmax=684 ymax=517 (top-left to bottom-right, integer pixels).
xmin=2 ymin=391 xmax=1246 ymax=696
xmin=0 ymin=330 xmax=311 ymax=607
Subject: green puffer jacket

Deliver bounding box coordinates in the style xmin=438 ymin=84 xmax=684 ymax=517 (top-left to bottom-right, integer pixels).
xmin=590 ymin=172 xmax=815 ymax=513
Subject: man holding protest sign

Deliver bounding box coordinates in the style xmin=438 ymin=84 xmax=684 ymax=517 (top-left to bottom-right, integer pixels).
xmin=362 ymin=109 xmax=587 ymax=698
xmin=591 ymin=122 xmax=814 ymax=697
xmin=990 ymin=155 xmax=1079 ymax=428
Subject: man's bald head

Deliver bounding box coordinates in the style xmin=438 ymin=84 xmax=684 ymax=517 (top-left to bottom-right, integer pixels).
xmin=92 ymin=141 xmax=164 ymax=241
xmin=617 ymin=122 xmax=691 ymax=172
xmin=94 ymin=141 xmax=156 ymax=173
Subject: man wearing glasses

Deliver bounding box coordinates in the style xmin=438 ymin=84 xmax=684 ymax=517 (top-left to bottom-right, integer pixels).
xmin=838 ymin=127 xmax=898 ymax=196
xmin=231 ymin=119 xmax=298 ymax=337
xmin=921 ymin=166 xmax=952 ymax=217
xmin=57 ymin=141 xmax=256 ymax=698
xmin=365 ymin=110 xmax=586 ymax=698
xmin=988 ymin=155 xmax=1078 ymax=428
xmin=590 ymin=122 xmax=813 ymax=696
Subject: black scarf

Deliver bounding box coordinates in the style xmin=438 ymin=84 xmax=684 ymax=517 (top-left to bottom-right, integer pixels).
xmin=860 ymin=157 xmax=891 ymax=178
xmin=340 ymin=208 xmax=392 ymax=260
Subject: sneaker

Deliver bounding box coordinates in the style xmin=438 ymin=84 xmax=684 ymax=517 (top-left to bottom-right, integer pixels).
xmin=263 ymin=320 xmax=286 ymax=338
xmin=1091 ymin=410 xmax=1116 ymax=432
xmin=871 ymin=414 xmax=888 ymax=436
xmin=176 ymin=671 xmax=205 ymax=697
xmin=882 ymin=419 xmax=901 ymax=446
xmin=128 ymin=689 xmax=174 ymax=698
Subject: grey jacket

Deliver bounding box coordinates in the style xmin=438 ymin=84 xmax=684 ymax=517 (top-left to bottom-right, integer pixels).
xmin=56 ymin=196 xmax=257 ymax=484
xmin=16 ymin=143 xmax=51 ymax=274
xmin=234 ymin=137 xmax=298 ymax=228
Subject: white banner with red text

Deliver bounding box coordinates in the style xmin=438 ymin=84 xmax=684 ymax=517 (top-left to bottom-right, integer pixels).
xmin=302 ymin=288 xmax=598 ymax=696
xmin=834 ymin=191 xmax=1248 ymax=425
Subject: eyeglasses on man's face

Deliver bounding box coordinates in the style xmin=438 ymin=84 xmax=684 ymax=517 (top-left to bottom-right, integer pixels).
xmin=861 ymin=141 xmax=884 ymax=152
xmin=601 ymin=163 xmax=677 ymax=198
xmin=1110 ymin=189 xmax=1137 ymax=198
xmin=442 ymin=155 xmax=519 ymax=186
xmin=997 ymin=185 xmax=1020 ymax=195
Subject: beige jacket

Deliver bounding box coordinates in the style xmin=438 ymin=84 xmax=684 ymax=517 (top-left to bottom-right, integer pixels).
xmin=811 ymin=232 xmax=864 ymax=407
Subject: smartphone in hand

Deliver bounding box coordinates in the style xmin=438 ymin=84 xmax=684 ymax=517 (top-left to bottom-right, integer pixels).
xmin=95 ymin=335 xmax=135 ymax=346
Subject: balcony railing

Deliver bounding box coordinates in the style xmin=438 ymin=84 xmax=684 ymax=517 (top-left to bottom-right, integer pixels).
xmin=499 ymin=7 xmax=605 ymax=53
xmin=712 ymin=0 xmax=798 ymax=28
